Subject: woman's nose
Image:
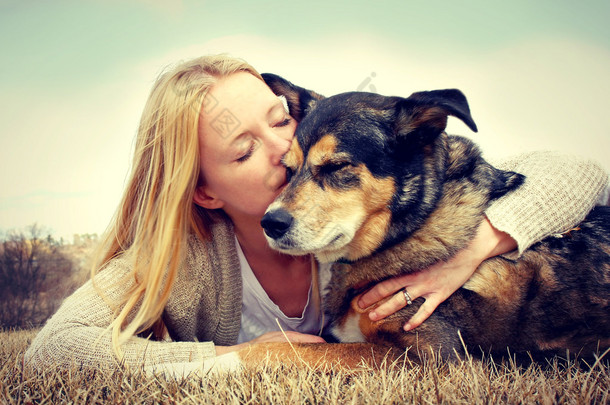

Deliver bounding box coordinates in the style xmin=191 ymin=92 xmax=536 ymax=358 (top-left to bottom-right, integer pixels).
xmin=269 ymin=133 xmax=293 ymax=165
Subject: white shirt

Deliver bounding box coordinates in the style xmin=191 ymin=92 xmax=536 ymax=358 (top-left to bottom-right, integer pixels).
xmin=235 ymin=238 xmax=332 ymax=344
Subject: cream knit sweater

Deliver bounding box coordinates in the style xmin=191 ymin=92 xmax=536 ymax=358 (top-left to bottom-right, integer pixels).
xmin=24 ymin=152 xmax=608 ymax=372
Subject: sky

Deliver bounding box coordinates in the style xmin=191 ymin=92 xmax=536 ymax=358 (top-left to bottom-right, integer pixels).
xmin=1 ymin=0 xmax=609 ymax=242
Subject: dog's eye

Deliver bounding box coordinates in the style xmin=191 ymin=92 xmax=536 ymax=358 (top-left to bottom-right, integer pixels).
xmin=321 ymin=161 xmax=350 ymax=174
xmin=285 ymin=166 xmax=294 ymax=182
xmin=317 ymin=161 xmax=359 ymax=188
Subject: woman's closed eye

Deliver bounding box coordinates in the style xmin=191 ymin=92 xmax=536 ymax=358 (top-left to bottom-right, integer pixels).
xmin=274 ymin=117 xmax=292 ymax=128
xmin=234 ymin=115 xmax=292 ymax=163
xmin=236 ymin=143 xmax=256 ymax=163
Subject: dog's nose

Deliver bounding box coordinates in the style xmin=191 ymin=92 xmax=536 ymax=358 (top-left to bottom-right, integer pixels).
xmin=261 ymin=209 xmax=293 ymax=239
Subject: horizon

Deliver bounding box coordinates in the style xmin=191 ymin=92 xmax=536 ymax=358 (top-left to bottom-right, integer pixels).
xmin=1 ymin=0 xmax=608 ymax=241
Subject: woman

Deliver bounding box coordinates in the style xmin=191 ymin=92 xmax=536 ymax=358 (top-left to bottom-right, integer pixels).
xmin=25 ymin=55 xmax=608 ymax=374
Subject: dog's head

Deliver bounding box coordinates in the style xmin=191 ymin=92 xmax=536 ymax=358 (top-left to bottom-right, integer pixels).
xmin=260 ymin=74 xmax=502 ymax=263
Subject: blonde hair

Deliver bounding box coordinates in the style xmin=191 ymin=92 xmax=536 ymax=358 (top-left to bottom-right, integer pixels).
xmin=92 ymin=54 xmax=262 ymax=358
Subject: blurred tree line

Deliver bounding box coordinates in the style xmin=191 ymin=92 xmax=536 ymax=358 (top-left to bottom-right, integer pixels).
xmin=0 ymin=224 xmax=90 ymax=329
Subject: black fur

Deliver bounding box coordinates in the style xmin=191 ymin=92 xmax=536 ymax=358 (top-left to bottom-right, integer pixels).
xmin=262 ymin=74 xmax=610 ymax=363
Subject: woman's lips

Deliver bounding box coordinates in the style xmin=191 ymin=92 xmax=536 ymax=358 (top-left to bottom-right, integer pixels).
xmin=263 ymin=167 xmax=288 ymax=192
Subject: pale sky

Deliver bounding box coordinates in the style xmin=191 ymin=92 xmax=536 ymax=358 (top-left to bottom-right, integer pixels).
xmin=1 ymin=0 xmax=609 ymax=241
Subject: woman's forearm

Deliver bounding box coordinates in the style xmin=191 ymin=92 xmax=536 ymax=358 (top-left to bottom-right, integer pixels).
xmin=486 ymin=151 xmax=608 ymax=256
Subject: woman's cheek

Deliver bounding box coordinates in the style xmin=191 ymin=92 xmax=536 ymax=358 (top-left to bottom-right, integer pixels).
xmin=262 ymin=166 xmax=286 ymax=191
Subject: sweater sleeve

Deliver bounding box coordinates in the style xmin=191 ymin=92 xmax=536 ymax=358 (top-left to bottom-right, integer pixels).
xmin=485 ymin=151 xmax=609 ymax=256
xmin=23 ymin=256 xmax=217 ymax=377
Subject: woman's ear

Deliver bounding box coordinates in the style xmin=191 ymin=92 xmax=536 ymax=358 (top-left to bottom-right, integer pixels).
xmin=193 ymin=186 xmax=224 ymax=209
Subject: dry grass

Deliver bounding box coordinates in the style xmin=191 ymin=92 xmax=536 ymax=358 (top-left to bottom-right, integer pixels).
xmin=2 ymin=329 xmax=609 ymax=404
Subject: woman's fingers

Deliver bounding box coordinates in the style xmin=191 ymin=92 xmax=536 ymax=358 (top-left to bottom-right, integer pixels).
xmin=367 ymin=285 xmax=418 ymax=321
xmin=403 ymin=295 xmax=441 ymax=331
xmin=366 ymin=286 xmax=443 ymax=331
xmin=358 ymin=273 xmax=412 ymax=309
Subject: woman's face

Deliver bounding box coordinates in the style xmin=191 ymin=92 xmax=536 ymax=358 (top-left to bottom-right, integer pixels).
xmin=195 ymin=72 xmax=297 ymax=223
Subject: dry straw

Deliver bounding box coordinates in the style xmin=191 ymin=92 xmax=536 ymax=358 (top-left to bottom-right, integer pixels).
xmin=3 ymin=329 xmax=609 ymax=404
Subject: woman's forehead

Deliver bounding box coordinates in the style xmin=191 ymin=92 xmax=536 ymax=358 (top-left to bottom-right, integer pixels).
xmin=207 ymin=72 xmax=273 ymax=104
xmin=198 ymin=73 xmax=280 ymax=147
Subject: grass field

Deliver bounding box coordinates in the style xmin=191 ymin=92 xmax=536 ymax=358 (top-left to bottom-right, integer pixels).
xmin=2 ymin=328 xmax=609 ymax=404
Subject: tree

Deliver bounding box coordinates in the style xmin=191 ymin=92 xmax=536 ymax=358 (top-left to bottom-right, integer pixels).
xmin=0 ymin=224 xmax=76 ymax=329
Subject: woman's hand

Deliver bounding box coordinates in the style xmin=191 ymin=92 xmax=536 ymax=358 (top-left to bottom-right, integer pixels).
xmin=215 ymin=331 xmax=325 ymax=355
xmin=357 ymin=217 xmax=517 ymax=331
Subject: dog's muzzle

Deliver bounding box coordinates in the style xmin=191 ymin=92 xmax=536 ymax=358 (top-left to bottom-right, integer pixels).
xmin=261 ymin=209 xmax=294 ymax=240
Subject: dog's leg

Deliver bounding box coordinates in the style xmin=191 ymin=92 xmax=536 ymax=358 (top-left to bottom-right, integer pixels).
xmin=236 ymin=342 xmax=405 ymax=371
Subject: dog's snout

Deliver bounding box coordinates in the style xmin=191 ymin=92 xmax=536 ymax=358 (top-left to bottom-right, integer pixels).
xmin=261 ymin=209 xmax=293 ymax=239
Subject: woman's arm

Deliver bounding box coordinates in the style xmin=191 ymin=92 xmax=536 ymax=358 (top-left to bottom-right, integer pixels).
xmin=215 ymin=331 xmax=325 ymax=356
xmin=24 ymin=255 xmax=326 ymax=377
xmin=359 ymin=152 xmax=609 ymax=329
xmin=360 ymin=217 xmax=515 ymax=329
xmin=486 ymin=151 xmax=608 ymax=256
xmin=24 ymin=259 xmax=217 ymax=376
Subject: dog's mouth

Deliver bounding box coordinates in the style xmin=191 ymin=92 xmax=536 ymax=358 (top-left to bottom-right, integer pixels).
xmin=271 ymin=232 xmax=343 ymax=251
xmin=263 ymin=221 xmax=352 ymax=263
xmin=262 ymin=196 xmax=366 ymax=262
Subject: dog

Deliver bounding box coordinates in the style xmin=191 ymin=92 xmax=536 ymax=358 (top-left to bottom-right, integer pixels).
xmin=254 ymin=73 xmax=610 ymax=364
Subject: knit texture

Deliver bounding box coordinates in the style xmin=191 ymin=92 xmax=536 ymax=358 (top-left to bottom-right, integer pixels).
xmin=487 ymin=151 xmax=608 ymax=256
xmin=24 ymin=152 xmax=608 ymax=373
xmin=24 ymin=219 xmax=241 ymax=372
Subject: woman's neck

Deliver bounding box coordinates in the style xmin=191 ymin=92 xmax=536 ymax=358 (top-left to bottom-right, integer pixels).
xmin=232 ymin=214 xmax=313 ymax=317
xmin=233 ymin=217 xmax=279 ymax=258
xmin=229 ymin=214 xmax=300 ymax=268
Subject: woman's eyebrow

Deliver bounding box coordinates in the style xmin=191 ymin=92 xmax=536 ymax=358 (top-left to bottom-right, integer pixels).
xmin=229 ymin=131 xmax=250 ymax=150
xmin=267 ymin=100 xmax=285 ymax=117
xmin=226 ymin=100 xmax=286 ymax=149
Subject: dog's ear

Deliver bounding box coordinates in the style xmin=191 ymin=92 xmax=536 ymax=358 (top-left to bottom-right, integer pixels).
xmin=395 ymin=89 xmax=477 ymax=146
xmin=488 ymin=167 xmax=526 ymax=201
xmin=262 ymin=73 xmax=325 ymax=122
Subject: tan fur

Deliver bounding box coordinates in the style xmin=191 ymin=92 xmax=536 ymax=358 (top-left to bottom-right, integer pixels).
xmin=308 ymin=134 xmax=341 ymax=167
xmin=260 ymin=79 xmax=610 ymax=366
xmin=413 ymin=107 xmax=448 ymax=131
xmin=400 ymin=106 xmax=448 ymax=136
xmin=536 ymin=336 xmax=573 ymax=351
xmin=283 ymin=137 xmax=304 ymax=169
xmin=354 ymin=295 xmax=395 ymax=342
xmin=339 ymin=170 xmax=489 ymax=287
xmin=276 ymin=152 xmax=395 ymax=262
xmin=333 ymin=294 xmax=394 ymax=342
xmin=346 ymin=169 xmax=395 ymax=261
xmin=237 ymin=342 xmax=404 ymax=371
xmin=464 ymin=259 xmax=523 ymax=311
xmin=601 ymin=244 xmax=610 ymax=267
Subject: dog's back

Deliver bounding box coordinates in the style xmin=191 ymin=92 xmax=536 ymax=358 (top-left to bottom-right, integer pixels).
xmin=501 ymin=206 xmax=610 ymax=356
xmin=261 ymin=73 xmax=610 ymax=363
xmin=451 ymin=206 xmax=610 ymax=359
xmin=332 ymin=202 xmax=610 ymax=363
